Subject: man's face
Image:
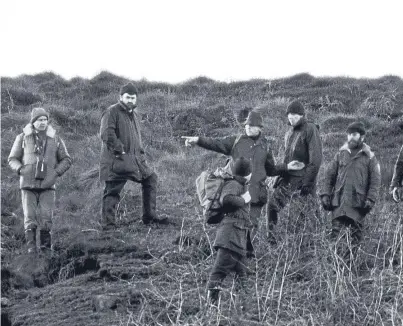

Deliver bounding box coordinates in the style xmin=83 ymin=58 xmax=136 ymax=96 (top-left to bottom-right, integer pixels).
xmin=120 ymin=93 xmax=137 ymax=108
xmin=287 ymin=113 xmax=303 ymax=126
xmin=33 ymin=116 xmax=48 ymax=131
xmin=347 ymin=132 xmax=364 ymax=149
xmin=245 ymin=125 xmax=261 ymax=137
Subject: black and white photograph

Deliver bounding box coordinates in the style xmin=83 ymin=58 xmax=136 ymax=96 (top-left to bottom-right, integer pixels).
xmin=1 ymin=0 xmax=403 ymax=325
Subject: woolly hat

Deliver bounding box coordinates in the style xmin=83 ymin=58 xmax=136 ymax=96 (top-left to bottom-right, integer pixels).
xmin=120 ymin=83 xmax=138 ymax=95
xmin=30 ymin=107 xmax=49 ymax=124
xmin=245 ymin=111 xmax=263 ymax=127
xmin=286 ymin=101 xmax=305 ymax=115
xmin=346 ymin=121 xmax=366 ymax=135
xmin=233 ymin=157 xmax=252 ymax=177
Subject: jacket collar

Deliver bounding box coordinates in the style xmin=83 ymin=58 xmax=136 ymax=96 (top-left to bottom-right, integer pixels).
xmin=287 ymin=116 xmax=307 ymax=129
xmin=23 ymin=124 xmax=56 ymax=138
xmin=340 ymin=142 xmax=374 ymax=158
xmin=243 ymin=132 xmax=264 ymax=144
xmin=118 ymin=101 xmax=138 ymax=114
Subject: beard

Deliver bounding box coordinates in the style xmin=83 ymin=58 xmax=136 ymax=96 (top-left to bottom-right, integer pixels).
xmin=348 ymin=138 xmax=363 ymax=149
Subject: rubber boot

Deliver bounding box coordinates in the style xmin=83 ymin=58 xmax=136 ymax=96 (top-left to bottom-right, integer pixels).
xmin=208 ymin=289 xmax=220 ymax=306
xmin=39 ymin=229 xmax=52 ymax=252
xmin=25 ymin=228 xmax=37 ymax=254
xmin=267 ymin=208 xmax=278 ymax=246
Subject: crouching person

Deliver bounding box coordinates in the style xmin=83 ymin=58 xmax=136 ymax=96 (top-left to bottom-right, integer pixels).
xmin=208 ymin=157 xmax=252 ymax=305
xmin=320 ymin=122 xmax=381 ymax=258
xmin=8 ymin=108 xmax=72 ymax=254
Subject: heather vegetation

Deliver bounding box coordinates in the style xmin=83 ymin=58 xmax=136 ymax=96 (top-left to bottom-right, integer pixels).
xmin=1 ymin=72 xmax=403 ymax=325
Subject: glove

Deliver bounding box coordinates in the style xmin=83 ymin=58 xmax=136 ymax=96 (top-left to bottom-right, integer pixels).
xmin=363 ymin=199 xmax=375 ymax=214
xmin=115 ymin=151 xmax=126 ymax=160
xmin=300 ymin=185 xmax=312 ymax=196
xmin=321 ymin=195 xmax=332 ymax=211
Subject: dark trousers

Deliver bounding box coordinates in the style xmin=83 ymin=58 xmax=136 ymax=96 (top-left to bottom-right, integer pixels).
xmin=267 ymin=177 xmax=317 ymax=240
xmin=247 ymin=203 xmax=264 ymax=253
xmin=331 ymin=215 xmax=363 ymax=266
xmin=101 ymin=172 xmax=157 ymax=225
xmin=331 ymin=215 xmax=362 ymax=246
xmin=208 ymin=248 xmax=246 ymax=290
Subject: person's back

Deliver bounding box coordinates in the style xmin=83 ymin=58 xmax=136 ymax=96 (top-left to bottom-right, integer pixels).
xmin=207 ymin=157 xmax=252 ymax=304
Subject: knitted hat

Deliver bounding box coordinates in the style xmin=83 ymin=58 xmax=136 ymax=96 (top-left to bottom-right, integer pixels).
xmin=286 ymin=101 xmax=305 ymax=115
xmin=346 ymin=121 xmax=366 ymax=135
xmin=30 ymin=107 xmax=49 ymax=124
xmin=120 ymin=83 xmax=138 ymax=95
xmin=245 ymin=111 xmax=263 ymax=127
xmin=233 ymin=157 xmax=252 ymax=177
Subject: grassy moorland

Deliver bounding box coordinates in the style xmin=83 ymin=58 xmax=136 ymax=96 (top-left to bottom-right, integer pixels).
xmin=1 ymin=72 xmax=403 ymax=326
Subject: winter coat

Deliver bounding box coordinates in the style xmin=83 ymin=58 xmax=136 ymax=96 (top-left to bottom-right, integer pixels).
xmin=213 ymin=176 xmax=251 ymax=256
xmin=321 ymin=143 xmax=381 ymax=223
xmin=99 ymin=102 xmax=153 ymax=182
xmin=197 ymin=133 xmax=276 ymax=204
xmin=8 ymin=124 xmax=72 ymax=190
xmin=276 ymin=117 xmax=322 ymax=192
xmin=391 ymin=145 xmax=403 ymax=188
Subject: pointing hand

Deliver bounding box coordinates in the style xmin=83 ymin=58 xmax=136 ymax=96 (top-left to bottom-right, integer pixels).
xmin=181 ymin=136 xmax=199 ymax=147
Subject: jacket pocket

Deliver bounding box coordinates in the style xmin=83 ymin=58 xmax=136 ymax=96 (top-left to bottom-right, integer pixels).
xmin=352 ymin=190 xmax=366 ymax=208
xmin=331 ymin=190 xmax=341 ymax=208
xmin=258 ymin=180 xmax=268 ymax=204
xmin=229 ymin=222 xmax=248 ymax=250
xmin=20 ymin=164 xmax=35 ymax=188
xmin=111 ymin=154 xmax=138 ymax=175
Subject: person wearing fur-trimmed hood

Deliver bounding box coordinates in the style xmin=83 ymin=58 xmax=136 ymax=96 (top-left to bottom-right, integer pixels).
xmin=8 ymin=107 xmax=72 ymax=254
xmin=320 ymin=121 xmax=381 ymax=248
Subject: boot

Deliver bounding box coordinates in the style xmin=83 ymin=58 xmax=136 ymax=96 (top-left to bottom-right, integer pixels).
xmin=142 ymin=174 xmax=168 ymax=225
xmin=208 ymin=289 xmax=220 ymax=306
xmin=25 ymin=228 xmax=37 ymax=254
xmin=267 ymin=209 xmax=278 ymax=246
xmin=39 ymin=229 xmax=52 ymax=251
xmin=101 ymin=196 xmax=117 ymax=229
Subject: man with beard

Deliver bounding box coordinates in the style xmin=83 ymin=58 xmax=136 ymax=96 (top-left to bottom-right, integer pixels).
xmin=266 ymin=101 xmax=322 ymax=244
xmin=182 ymin=110 xmax=304 ymax=255
xmin=321 ymin=121 xmax=381 ymax=247
xmin=390 ymin=145 xmax=403 ymax=203
xmin=99 ymin=83 xmax=167 ymax=229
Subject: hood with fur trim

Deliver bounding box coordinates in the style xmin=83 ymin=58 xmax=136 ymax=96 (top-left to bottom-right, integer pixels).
xmin=339 ymin=142 xmax=375 ymax=159
xmin=23 ymin=124 xmax=56 ymax=138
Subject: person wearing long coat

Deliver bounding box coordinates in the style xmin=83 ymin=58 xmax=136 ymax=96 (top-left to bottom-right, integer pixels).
xmin=321 ymin=122 xmax=381 ymax=246
xmin=99 ymin=83 xmax=167 ymax=228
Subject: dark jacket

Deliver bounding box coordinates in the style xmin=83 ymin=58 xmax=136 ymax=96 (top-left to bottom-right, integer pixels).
xmin=321 ymin=143 xmax=381 ymax=223
xmin=278 ymin=117 xmax=322 ymax=191
xmin=99 ymin=102 xmax=153 ymax=182
xmin=213 ymin=176 xmax=251 ymax=256
xmin=8 ymin=124 xmax=72 ymax=190
xmin=197 ymin=133 xmax=277 ymax=204
xmin=391 ymin=145 xmax=403 ymax=188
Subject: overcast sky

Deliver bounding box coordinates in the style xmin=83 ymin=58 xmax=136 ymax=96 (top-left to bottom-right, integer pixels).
xmin=2 ymin=0 xmax=402 ymax=83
